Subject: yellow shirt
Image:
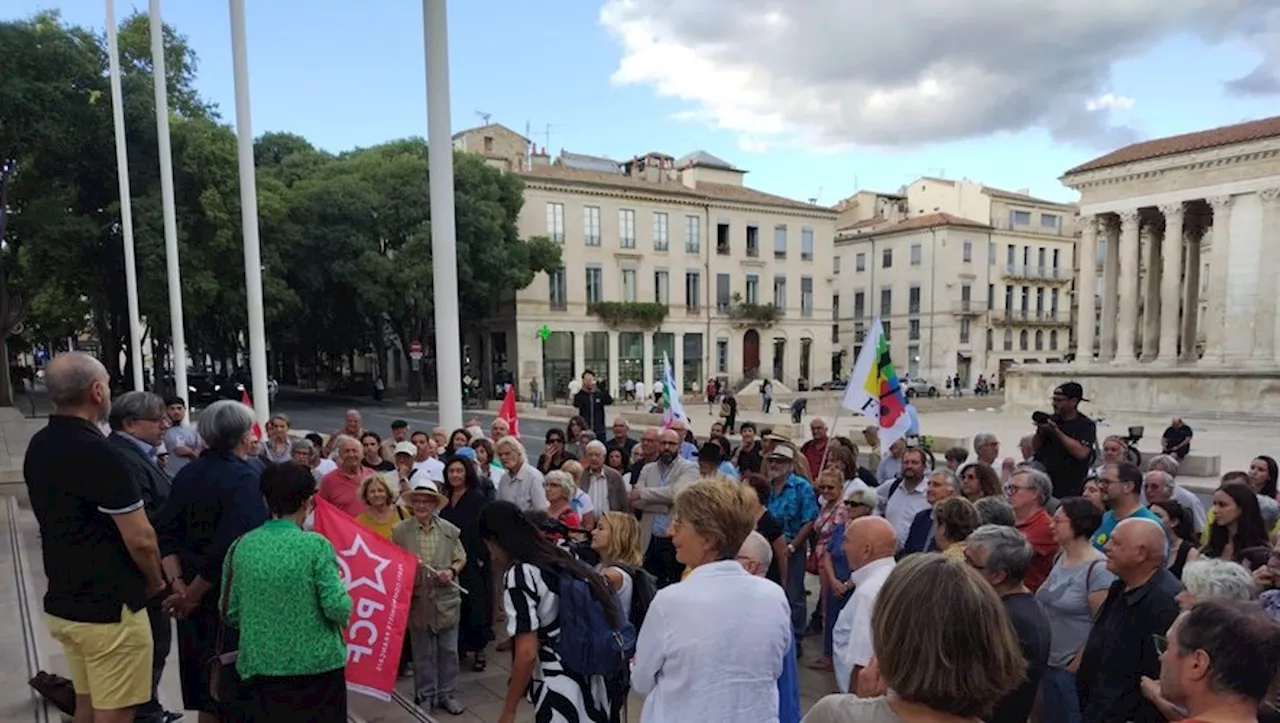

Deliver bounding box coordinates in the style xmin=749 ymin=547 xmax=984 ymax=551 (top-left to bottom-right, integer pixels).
xmin=1200 ymin=507 xmax=1280 ymax=546
xmin=355 ymin=506 xmax=408 ymax=540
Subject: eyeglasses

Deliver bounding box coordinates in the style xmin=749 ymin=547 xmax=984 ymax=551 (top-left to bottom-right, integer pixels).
xmin=844 ymin=501 xmax=869 ymax=508
xmin=1004 ymin=484 xmax=1033 ymax=495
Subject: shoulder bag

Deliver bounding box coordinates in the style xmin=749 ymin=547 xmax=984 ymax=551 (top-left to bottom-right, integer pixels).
xmin=208 ymin=537 xmax=244 ymax=704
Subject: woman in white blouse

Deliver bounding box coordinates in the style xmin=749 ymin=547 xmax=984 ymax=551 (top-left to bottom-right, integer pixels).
xmin=632 ymin=479 xmax=792 ymax=722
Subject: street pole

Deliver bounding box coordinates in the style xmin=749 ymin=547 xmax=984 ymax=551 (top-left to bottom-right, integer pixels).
xmin=423 ymin=0 xmax=462 ymax=430
xmin=149 ymin=0 xmax=190 ymax=423
xmin=105 ymin=0 xmax=145 ymax=391
xmin=228 ymin=0 xmax=269 ymax=426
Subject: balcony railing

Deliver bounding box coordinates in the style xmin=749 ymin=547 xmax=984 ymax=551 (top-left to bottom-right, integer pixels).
xmin=991 ymin=308 xmax=1068 ymax=325
xmin=950 ymin=300 xmax=986 ymax=316
xmin=1003 ymin=264 xmax=1070 ymax=282
xmin=989 ymin=219 xmax=1073 ymax=237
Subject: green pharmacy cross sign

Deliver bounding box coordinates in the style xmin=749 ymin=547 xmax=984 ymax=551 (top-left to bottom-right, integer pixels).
xmin=536 ymin=325 xmax=552 ymax=342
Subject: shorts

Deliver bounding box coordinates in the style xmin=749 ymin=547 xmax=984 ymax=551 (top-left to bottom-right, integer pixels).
xmin=45 ymin=604 xmax=153 ymax=710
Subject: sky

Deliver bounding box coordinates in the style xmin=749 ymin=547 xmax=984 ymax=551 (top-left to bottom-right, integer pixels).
xmin=7 ymin=0 xmax=1280 ymax=206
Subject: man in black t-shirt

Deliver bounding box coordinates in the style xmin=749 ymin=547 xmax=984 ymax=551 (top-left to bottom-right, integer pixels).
xmin=1161 ymin=417 xmax=1193 ymax=460
xmin=1033 ymin=382 xmax=1097 ymax=499
xmin=25 ymin=352 xmax=167 ymax=719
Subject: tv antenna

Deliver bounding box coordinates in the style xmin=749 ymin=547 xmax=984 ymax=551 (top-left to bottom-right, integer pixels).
xmin=475 ymin=110 xmax=493 ymax=125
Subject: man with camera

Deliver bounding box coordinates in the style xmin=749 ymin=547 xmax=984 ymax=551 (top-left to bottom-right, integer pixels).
xmin=1032 ymin=382 xmax=1096 ymax=499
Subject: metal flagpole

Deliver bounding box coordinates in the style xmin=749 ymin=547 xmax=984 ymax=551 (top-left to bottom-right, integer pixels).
xmin=149 ymin=0 xmax=190 ymax=423
xmin=228 ymin=0 xmax=270 ymax=426
xmin=105 ymin=0 xmax=145 ymax=390
xmin=423 ymin=0 xmax=463 ymax=431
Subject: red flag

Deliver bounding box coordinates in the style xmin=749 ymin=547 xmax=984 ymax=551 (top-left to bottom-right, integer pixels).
xmin=498 ymin=384 xmax=520 ymax=438
xmin=240 ymin=389 xmax=263 ymax=439
xmin=312 ymin=497 xmax=416 ymax=700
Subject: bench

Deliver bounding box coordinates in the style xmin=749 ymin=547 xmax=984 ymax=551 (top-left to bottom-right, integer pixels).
xmin=1139 ymin=450 xmax=1221 ymax=478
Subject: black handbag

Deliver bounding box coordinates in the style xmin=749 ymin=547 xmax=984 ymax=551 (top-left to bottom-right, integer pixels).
xmin=208 ymin=537 xmax=243 ymax=704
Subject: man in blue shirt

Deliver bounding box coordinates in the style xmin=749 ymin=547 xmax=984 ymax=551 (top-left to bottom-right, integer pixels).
xmin=737 ymin=531 xmax=801 ymax=723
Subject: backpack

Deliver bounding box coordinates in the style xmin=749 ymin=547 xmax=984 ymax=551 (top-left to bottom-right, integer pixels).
xmin=550 ymin=567 xmax=637 ymax=677
xmin=612 ymin=563 xmax=658 ymax=632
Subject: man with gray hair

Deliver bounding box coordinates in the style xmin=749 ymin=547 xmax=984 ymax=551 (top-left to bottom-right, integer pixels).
xmin=26 ymin=352 xmax=167 ymax=721
xmin=579 ymin=439 xmax=626 ymax=514
xmin=902 ymin=468 xmax=961 ymax=555
xmin=1006 ymin=466 xmax=1057 ymax=590
xmin=973 ymin=432 xmax=1001 ymax=466
xmin=965 ymin=524 xmax=1051 ymax=723
xmin=105 ymin=391 xmax=183 ymax=723
xmin=1141 ymin=463 xmax=1207 ymax=535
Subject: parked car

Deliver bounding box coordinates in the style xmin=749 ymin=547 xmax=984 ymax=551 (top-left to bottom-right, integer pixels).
xmin=817 ymin=379 xmax=848 ymax=391
xmin=900 ymin=376 xmax=939 ymax=398
xmin=184 ymin=372 xmax=223 ymax=406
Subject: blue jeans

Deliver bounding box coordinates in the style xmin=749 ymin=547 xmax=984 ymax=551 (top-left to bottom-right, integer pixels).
xmin=784 ymin=545 xmax=808 ymax=636
xmin=1040 ymin=667 xmax=1082 ymax=723
xmin=822 ymin=587 xmax=850 ymax=657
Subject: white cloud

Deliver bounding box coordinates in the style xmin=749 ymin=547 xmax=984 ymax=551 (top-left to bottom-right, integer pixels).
xmin=599 ymin=0 xmax=1280 ymax=151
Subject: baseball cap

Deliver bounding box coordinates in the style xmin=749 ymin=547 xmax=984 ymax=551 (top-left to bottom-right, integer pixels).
xmin=452 ymin=447 xmax=477 ymax=461
xmin=1054 ymin=382 xmax=1088 ymax=402
xmin=393 ymin=441 xmax=417 ymax=457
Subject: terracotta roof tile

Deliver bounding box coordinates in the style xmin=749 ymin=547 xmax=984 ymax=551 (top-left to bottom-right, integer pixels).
xmin=838 ymin=215 xmax=888 ymax=231
xmin=517 ymin=164 xmax=831 ymax=214
xmin=865 ymin=212 xmax=993 ymax=235
xmin=1065 ymin=115 xmax=1280 ymax=176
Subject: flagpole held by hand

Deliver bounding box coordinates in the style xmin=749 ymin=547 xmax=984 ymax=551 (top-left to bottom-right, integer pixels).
xmin=420 ymin=562 xmax=469 ymax=594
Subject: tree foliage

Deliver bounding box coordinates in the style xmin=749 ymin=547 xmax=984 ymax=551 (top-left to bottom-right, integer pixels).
xmin=0 ymin=11 xmax=559 ymax=393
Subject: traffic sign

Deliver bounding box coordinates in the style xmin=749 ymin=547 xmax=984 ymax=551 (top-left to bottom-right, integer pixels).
xmin=409 ymin=340 xmax=424 ymax=360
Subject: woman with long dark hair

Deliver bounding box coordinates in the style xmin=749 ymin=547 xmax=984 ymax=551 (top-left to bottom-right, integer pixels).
xmin=447 ymin=428 xmax=472 ymax=455
xmin=479 ymin=501 xmax=621 ymax=723
xmin=1150 ymin=499 xmax=1199 ymax=579
xmin=1250 ymin=455 xmax=1279 ymax=498
xmin=438 ymin=454 xmax=493 ymax=672
xmin=1205 ymin=483 xmax=1270 ymax=563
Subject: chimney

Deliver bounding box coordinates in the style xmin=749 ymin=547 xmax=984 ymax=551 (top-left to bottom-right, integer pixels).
xmin=531 ymin=145 xmax=550 ymax=167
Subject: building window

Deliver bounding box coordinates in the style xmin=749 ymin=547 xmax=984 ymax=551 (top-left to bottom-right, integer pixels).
xmin=621 ymin=268 xmax=637 ymax=302
xmin=1041 ymin=213 xmax=1060 ymax=231
xmin=800 ymin=277 xmax=813 ymax=317
xmin=988 ymin=283 xmax=994 ymax=310
xmin=1051 ymin=288 xmax=1060 ymax=316
xmin=1036 ymin=288 xmax=1045 ymax=315
xmin=986 ymin=328 xmax=993 ymax=351
xmin=1050 ymin=330 xmax=1059 ymax=350
xmin=1035 ymin=330 xmax=1044 ymax=350
xmin=654 ymin=270 xmax=669 ymax=304
xmin=801 ymin=228 xmax=814 ymax=261
xmin=586 ymin=267 xmax=603 ymax=303
xmin=773 ymin=276 xmax=787 ymax=311
xmin=745 ymin=273 xmax=760 ymax=304
xmin=716 ymin=339 xmax=729 ymax=374
xmin=716 ymin=273 xmax=730 ymax=314
xmin=685 ymin=271 xmax=701 ymax=311
xmin=1010 ymin=209 xmax=1031 ymax=226
xmin=1052 ymin=248 xmax=1061 ymax=275
xmin=988 ymin=241 xmax=996 ymax=265
xmin=833 ymin=255 xmax=842 ymax=274
xmin=685 ymin=215 xmax=701 ymax=253
xmin=910 ymin=244 xmax=922 ymax=265
xmin=854 ymin=292 xmax=865 ymax=319
xmin=908 ymin=285 xmax=921 ymax=314
xmin=746 ymin=225 xmax=759 ymax=257
xmin=1006 ymin=244 xmax=1016 ymax=267
xmin=1019 ymin=330 xmax=1029 ymax=350
xmin=856 ymin=253 xmax=867 ymax=272
xmin=653 ymin=212 xmax=669 ymax=251
xmin=831 ymin=323 xmax=840 ymax=343
xmin=907 ymin=344 xmax=919 ymax=377
xmin=1005 ymin=286 xmax=1014 ymax=311
xmin=832 ymin=294 xmax=840 ymax=319
xmin=619 ymin=209 xmax=636 ymax=249
xmin=883 ymin=248 xmax=893 ymax=268
xmin=716 ymin=222 xmax=730 ymax=255
xmin=880 ymin=288 xmax=892 ymax=317
xmin=585 ymin=332 xmax=610 ymax=391
xmin=1004 ymin=328 xmax=1013 ymax=351
xmin=546 ymin=202 xmax=565 ymax=243
xmin=683 ymin=334 xmax=703 ymax=392
xmin=799 ymin=338 xmax=812 ymax=381
xmin=773 ymin=225 xmax=787 ymax=259
xmin=908 ymin=319 xmax=920 ymax=341
xmin=963 ymin=241 xmax=972 ymax=263
xmin=960 ymin=318 xmax=971 ymax=344
xmin=855 ymin=322 xmax=866 ymax=343
xmin=584 ymin=206 xmax=601 ymax=246
xmin=549 ymin=268 xmax=567 ymax=309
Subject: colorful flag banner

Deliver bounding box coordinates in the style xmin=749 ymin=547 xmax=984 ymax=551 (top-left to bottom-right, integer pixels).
xmin=312 ymin=497 xmax=417 ymax=701
xmin=841 ymin=317 xmax=912 ymax=454
xmin=660 ymin=351 xmax=686 ymax=428
xmin=498 ymin=384 xmax=521 ymax=438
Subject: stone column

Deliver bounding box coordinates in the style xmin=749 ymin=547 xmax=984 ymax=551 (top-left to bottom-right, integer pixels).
xmin=673 ymin=333 xmax=685 ymax=395
xmin=641 ymin=332 xmax=654 ymax=389
xmin=607 ymin=331 xmax=621 ymax=398
xmin=1158 ymin=203 xmax=1184 ymax=361
xmin=1203 ymin=196 xmax=1234 ymax=363
xmin=572 ymin=331 xmax=586 ymax=382
xmin=1114 ymin=209 xmax=1141 ymax=363
xmin=1141 ymin=221 xmax=1161 ymax=360
xmin=1180 ymin=223 xmax=1203 ymax=361
xmin=1075 ymin=216 xmax=1098 ymax=364
xmin=1253 ymin=188 xmax=1280 ymax=362
xmin=1099 ymin=216 xmax=1120 ymax=361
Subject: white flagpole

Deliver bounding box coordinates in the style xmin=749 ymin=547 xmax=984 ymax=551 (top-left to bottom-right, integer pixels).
xmin=423 ymin=0 xmax=463 ymax=431
xmin=149 ymin=0 xmax=190 ymax=422
xmin=228 ymin=0 xmax=270 ymax=426
xmin=105 ymin=0 xmax=145 ymax=391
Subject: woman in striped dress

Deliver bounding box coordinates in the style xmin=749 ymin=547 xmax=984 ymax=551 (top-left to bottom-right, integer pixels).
xmin=479 ymin=501 xmax=619 ymax=723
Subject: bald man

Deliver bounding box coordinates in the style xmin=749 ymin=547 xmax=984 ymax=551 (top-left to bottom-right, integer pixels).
xmin=27 ymin=352 xmax=167 ymax=722
xmin=1077 ymin=518 xmax=1182 ymax=723
xmin=831 ymin=517 xmax=898 ymax=694
xmin=630 ymin=428 xmax=700 ymax=587
xmin=737 ymin=531 xmax=802 ymax=723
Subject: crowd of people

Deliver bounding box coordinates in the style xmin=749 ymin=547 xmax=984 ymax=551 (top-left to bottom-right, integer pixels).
xmin=20 ymin=356 xmax=1280 ymax=723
